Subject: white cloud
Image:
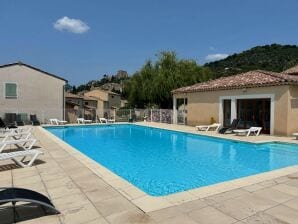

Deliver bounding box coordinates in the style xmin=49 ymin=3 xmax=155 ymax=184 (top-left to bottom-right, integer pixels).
xmin=54 ymin=16 xmax=90 ymax=34
xmin=205 ymin=53 xmax=229 ymax=61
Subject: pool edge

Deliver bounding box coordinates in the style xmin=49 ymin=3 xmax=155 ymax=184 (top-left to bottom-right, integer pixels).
xmin=38 ymin=125 xmax=298 ymax=213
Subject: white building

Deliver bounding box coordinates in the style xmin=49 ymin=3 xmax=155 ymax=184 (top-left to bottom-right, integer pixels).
xmin=0 ymin=62 xmax=67 ymax=124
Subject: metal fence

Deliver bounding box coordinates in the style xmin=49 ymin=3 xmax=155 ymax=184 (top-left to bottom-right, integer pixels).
xmin=0 ymin=108 xmax=182 ymax=125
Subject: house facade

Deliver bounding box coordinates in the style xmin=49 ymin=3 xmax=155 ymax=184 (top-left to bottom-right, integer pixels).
xmin=65 ymin=93 xmax=97 ymax=122
xmin=84 ymin=89 xmax=121 ymax=118
xmin=172 ymin=66 xmax=298 ymax=136
xmin=0 ymin=62 xmax=67 ymax=123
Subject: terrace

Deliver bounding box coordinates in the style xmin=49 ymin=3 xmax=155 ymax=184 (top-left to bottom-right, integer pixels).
xmin=0 ymin=122 xmax=298 ymax=224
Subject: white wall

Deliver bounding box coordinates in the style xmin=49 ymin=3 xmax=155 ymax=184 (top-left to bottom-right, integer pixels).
xmin=0 ymin=64 xmax=66 ymax=123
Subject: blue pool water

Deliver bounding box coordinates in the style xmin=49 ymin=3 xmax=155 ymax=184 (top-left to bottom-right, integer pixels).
xmin=46 ymin=124 xmax=298 ymax=196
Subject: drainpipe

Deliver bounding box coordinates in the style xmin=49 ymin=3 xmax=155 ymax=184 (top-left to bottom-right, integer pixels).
xmin=63 ymin=85 xmax=65 ymax=120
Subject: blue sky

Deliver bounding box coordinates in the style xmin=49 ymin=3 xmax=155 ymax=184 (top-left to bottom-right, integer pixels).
xmin=1 ymin=0 xmax=298 ymax=85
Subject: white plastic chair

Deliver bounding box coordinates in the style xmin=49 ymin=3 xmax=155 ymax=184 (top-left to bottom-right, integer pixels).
xmin=0 ymin=149 xmax=43 ymax=167
xmin=196 ymin=123 xmax=221 ymax=132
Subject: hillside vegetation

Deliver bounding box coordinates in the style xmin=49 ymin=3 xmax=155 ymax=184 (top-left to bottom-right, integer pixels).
xmin=72 ymin=44 xmax=298 ymax=108
xmin=205 ymin=44 xmax=298 ymax=78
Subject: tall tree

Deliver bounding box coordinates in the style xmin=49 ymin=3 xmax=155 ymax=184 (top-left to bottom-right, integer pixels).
xmin=124 ymin=51 xmax=213 ymax=108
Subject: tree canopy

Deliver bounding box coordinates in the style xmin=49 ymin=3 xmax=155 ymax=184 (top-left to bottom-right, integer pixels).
xmin=205 ymin=44 xmax=298 ymax=78
xmin=123 ymin=51 xmax=212 ymax=108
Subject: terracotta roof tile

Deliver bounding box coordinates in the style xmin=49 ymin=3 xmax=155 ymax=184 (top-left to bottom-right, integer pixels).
xmin=65 ymin=92 xmax=83 ymax=99
xmin=172 ymin=70 xmax=298 ymax=94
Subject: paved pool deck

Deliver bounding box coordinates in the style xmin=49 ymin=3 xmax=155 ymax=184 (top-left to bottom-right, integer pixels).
xmin=0 ymin=122 xmax=298 ymax=223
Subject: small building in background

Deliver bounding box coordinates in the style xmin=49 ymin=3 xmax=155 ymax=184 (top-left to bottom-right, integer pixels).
xmin=65 ymin=92 xmax=97 ymax=123
xmin=84 ymin=89 xmax=121 ymax=118
xmin=0 ymin=62 xmax=67 ymax=124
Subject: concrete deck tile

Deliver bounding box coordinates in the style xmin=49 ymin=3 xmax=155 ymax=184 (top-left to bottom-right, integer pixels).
xmin=86 ymin=217 xmax=110 ymax=224
xmin=66 ymin=167 xmax=95 ymax=180
xmin=43 ymin=176 xmax=74 ymax=189
xmin=285 ymin=179 xmax=298 ymax=188
xmin=148 ymin=206 xmax=184 ymax=222
xmin=188 ymin=206 xmax=237 ymax=224
xmin=118 ymin=186 xmax=146 ymax=200
xmin=265 ymin=205 xmax=298 ymax=224
xmin=39 ymin=171 xmax=69 ymax=182
xmin=241 ymin=212 xmax=287 ymax=224
xmin=252 ymin=188 xmax=294 ymax=203
xmin=12 ymin=168 xmax=38 ymax=179
xmin=164 ymin=191 xmax=197 ymax=205
xmin=273 ymin=176 xmax=291 ymax=184
xmin=94 ymin=195 xmax=136 ymax=217
xmin=283 ymin=197 xmax=298 ymax=210
xmin=106 ymin=208 xmax=156 ymax=224
xmin=203 ymin=189 xmax=249 ymax=205
xmin=60 ymin=203 xmax=101 ymax=224
xmin=106 ymin=178 xmax=132 ymax=190
xmin=158 ymin=214 xmax=198 ymax=224
xmin=47 ymin=184 xmax=81 ymax=199
xmin=17 ymin=215 xmax=61 ymax=224
xmin=85 ymin=187 xmax=120 ymax=203
xmin=132 ymin=196 xmax=172 ymax=212
xmin=287 ymin=172 xmax=298 ymax=179
xmin=74 ymin=174 xmax=108 ymax=192
xmin=13 ymin=174 xmax=42 ymax=186
xmin=0 ymin=170 xmax=12 ymax=179
xmin=272 ymin=184 xmax=298 ymax=196
xmin=213 ymin=194 xmax=278 ymax=220
xmin=242 ymin=183 xmax=267 ymax=192
xmin=258 ymin=180 xmax=278 ymax=187
xmin=52 ymin=193 xmax=91 ymax=210
xmin=175 ymin=199 xmax=207 ymax=213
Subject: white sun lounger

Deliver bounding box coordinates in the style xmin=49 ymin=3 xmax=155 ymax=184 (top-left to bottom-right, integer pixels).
xmin=77 ymin=118 xmax=92 ymax=124
xmin=0 ymin=132 xmax=32 ymax=142
xmin=233 ymin=127 xmax=262 ymax=136
xmin=293 ymin=133 xmax=298 ymax=140
xmin=99 ymin=118 xmax=108 ymax=123
xmin=49 ymin=119 xmax=67 ymax=125
xmin=1 ymin=127 xmax=33 ymax=135
xmin=0 ymin=149 xmax=43 ymax=167
xmin=196 ymin=123 xmax=221 ymax=131
xmin=0 ymin=138 xmax=37 ymax=153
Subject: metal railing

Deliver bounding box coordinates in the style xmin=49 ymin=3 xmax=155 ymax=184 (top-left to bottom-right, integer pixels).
xmin=0 ymin=108 xmax=183 ymax=125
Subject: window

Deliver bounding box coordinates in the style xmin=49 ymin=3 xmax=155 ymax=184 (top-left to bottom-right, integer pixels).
xmin=5 ymin=83 xmax=17 ymax=98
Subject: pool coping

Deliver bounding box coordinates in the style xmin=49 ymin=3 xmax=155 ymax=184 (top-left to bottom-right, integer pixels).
xmin=39 ymin=123 xmax=298 ymax=213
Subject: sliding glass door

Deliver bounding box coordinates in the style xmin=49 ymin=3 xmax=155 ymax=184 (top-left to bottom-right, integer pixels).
xmin=237 ymin=99 xmax=270 ymax=134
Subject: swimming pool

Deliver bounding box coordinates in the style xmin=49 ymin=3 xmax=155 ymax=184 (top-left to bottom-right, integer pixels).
xmin=46 ymin=124 xmax=298 ymax=196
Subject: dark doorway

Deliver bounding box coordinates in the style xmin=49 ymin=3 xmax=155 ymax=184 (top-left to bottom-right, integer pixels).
xmin=237 ymin=98 xmax=271 ymax=134
xmin=223 ymin=99 xmax=231 ymax=127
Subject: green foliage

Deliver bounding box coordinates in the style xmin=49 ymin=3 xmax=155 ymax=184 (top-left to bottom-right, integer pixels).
xmin=205 ymin=44 xmax=298 ymax=78
xmin=123 ymin=51 xmax=213 ymax=108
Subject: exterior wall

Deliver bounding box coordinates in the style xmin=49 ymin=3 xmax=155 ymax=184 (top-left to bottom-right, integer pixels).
xmin=84 ymin=89 xmax=120 ymax=119
xmin=0 ymin=64 xmax=66 ymax=122
xmin=65 ymin=104 xmax=79 ymax=123
xmin=83 ymin=99 xmax=97 ymax=108
xmin=174 ymin=85 xmax=291 ymax=136
xmin=85 ymin=90 xmax=108 ymax=101
xmin=66 ymin=97 xmax=83 ymax=107
xmin=287 ymin=85 xmax=298 ymax=134
xmin=107 ymin=94 xmax=121 ymax=109
xmin=85 ymin=89 xmax=121 ymax=109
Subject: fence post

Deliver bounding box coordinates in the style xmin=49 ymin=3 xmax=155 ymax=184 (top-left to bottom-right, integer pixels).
xmin=129 ymin=109 xmax=132 ymax=119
